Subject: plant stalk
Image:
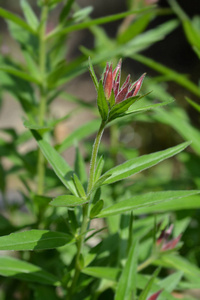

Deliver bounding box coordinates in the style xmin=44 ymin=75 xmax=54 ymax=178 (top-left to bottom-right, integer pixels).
xmin=87 ymin=121 xmax=106 ymax=194
xmin=137 ymin=255 xmax=157 ymax=272
xmin=37 ymin=4 xmax=48 ymax=195
xmin=67 ymin=121 xmax=106 ymax=299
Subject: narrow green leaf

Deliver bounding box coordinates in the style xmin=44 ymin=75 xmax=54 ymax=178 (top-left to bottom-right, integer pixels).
xmin=134 ymin=194 xmax=200 ymax=214
xmin=91 ymin=174 xmax=112 ymax=193
xmin=82 ymin=267 xmax=121 ymax=281
xmin=127 ymin=99 xmax=174 ymax=115
xmin=24 ymin=120 xmax=51 ymax=135
xmin=185 ymin=96 xmax=200 ymax=113
xmin=20 ymin=0 xmax=39 ymax=31
xmin=6 ymin=21 xmax=38 ymax=61
xmin=159 ymin=271 xmax=183 ymax=292
xmin=101 ymin=142 xmax=190 ymax=185
xmin=97 ymin=81 xmax=109 ymax=121
xmin=138 ymin=268 xmax=160 ymax=300
xmin=47 ymin=7 xmax=152 ymax=39
xmin=153 ymin=109 xmax=200 ymax=154
xmin=183 ymin=20 xmax=200 ymax=51
xmin=0 ymin=66 xmax=40 ymax=84
xmin=50 ymin=195 xmax=88 ymax=207
xmin=94 ymin=155 xmax=104 ymax=182
xmin=117 ymin=12 xmax=152 ymax=44
xmin=123 ymin=19 xmax=179 ymax=57
xmin=73 ymin=174 xmax=86 ymax=198
xmin=74 ymin=147 xmax=87 ymax=185
xmin=59 ymin=0 xmax=74 ymax=23
xmin=169 ymin=0 xmax=200 ymax=51
xmin=132 ymin=53 xmax=200 ymax=97
xmin=56 ymin=119 xmax=100 ymax=153
xmin=73 ymin=6 xmax=93 ymax=23
xmin=109 ymin=89 xmax=116 ymax=108
xmin=97 ymin=190 xmax=200 ymax=218
xmin=0 ymin=230 xmax=72 ymax=251
xmin=0 ymin=7 xmax=35 ymax=33
xmin=88 ymin=57 xmax=99 ymax=90
xmin=23 ymin=50 xmax=40 ymax=79
xmin=115 ymin=240 xmax=138 ymax=300
xmin=154 ymin=254 xmax=200 ymax=283
xmin=108 ymin=96 xmax=139 ymax=121
xmin=90 ymin=200 xmax=104 ymax=218
xmin=0 ymin=256 xmax=60 ymax=285
xmin=30 ymin=130 xmax=77 ymax=195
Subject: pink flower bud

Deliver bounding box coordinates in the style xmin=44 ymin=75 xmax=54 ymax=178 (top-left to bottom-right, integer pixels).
xmin=156 ymin=224 xmax=182 ymax=252
xmin=102 ymin=59 xmax=145 ymax=103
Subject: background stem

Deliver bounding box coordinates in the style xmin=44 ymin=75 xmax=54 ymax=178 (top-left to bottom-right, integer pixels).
xmin=37 ymin=5 xmax=48 ymax=195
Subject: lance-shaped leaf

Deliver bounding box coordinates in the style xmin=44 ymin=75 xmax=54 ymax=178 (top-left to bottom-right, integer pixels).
xmin=127 ymin=99 xmax=174 ymax=115
xmin=20 ymin=0 xmax=39 ymax=31
xmin=30 ymin=130 xmax=77 ymax=195
xmin=0 ymin=230 xmax=72 ymax=251
xmin=134 ymin=194 xmax=200 ymax=214
xmin=90 ymin=199 xmax=104 ymax=218
xmin=46 ymin=8 xmax=151 ymax=39
xmin=185 ymin=97 xmax=200 ymax=113
xmin=97 ymin=81 xmax=109 ymax=121
xmin=100 ymin=141 xmax=190 ymax=185
xmin=132 ymin=53 xmax=200 ymax=97
xmin=50 ymin=195 xmax=88 ymax=207
xmin=97 ymin=190 xmax=200 ymax=218
xmin=0 ymin=65 xmax=40 ymax=84
xmin=0 ymin=256 xmax=59 ymax=285
xmin=115 ymin=240 xmax=138 ymax=300
xmin=0 ymin=7 xmax=35 ymax=33
xmin=24 ymin=120 xmax=52 ymax=135
xmin=88 ymin=57 xmax=99 ymax=90
xmin=108 ymin=95 xmax=140 ymax=121
xmin=138 ymin=268 xmax=161 ymax=300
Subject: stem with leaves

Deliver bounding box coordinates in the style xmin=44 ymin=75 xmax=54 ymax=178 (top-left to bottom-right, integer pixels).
xmin=87 ymin=121 xmax=106 ymax=194
xmin=37 ymin=4 xmax=48 ymax=195
xmin=67 ymin=121 xmax=106 ymax=299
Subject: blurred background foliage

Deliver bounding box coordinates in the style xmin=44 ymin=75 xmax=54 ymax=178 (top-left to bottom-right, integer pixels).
xmin=0 ymin=0 xmax=200 ymax=299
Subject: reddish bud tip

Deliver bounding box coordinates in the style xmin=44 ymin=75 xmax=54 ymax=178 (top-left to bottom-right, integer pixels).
xmin=132 ymin=73 xmax=146 ymax=96
xmin=113 ymin=58 xmax=122 ymax=80
xmin=147 ymin=290 xmax=162 ymax=300
xmin=104 ymin=64 xmax=113 ymax=99
xmin=161 ymin=234 xmax=182 ymax=251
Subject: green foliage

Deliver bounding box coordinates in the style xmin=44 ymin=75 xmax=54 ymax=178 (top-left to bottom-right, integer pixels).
xmin=0 ymin=230 xmax=72 ymax=251
xmin=115 ymin=240 xmax=138 ymax=300
xmin=0 ymin=256 xmax=59 ymax=285
xmin=50 ymin=195 xmax=88 ymax=207
xmin=0 ymin=1 xmax=200 ymax=299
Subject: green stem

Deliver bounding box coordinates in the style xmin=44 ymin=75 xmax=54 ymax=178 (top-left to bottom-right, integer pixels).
xmin=67 ymin=121 xmax=106 ymax=299
xmin=87 ymin=121 xmax=106 ymax=194
xmin=67 ymin=204 xmax=89 ymax=299
xmin=37 ymin=4 xmax=48 ymax=195
xmin=137 ymin=255 xmax=157 ymax=272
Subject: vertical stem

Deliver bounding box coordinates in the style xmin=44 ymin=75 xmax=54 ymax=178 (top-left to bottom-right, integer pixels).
xmin=37 ymin=4 xmax=48 ymax=195
xmin=87 ymin=121 xmax=106 ymax=194
xmin=67 ymin=204 xmax=89 ymax=300
xmin=67 ymin=121 xmax=106 ymax=299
